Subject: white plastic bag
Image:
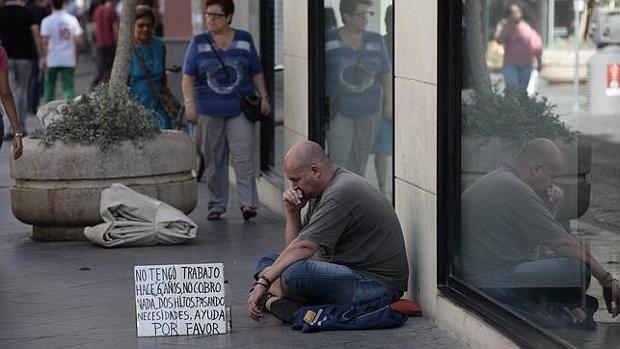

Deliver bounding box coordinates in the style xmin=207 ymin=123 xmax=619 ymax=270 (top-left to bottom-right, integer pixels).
xmin=527 ymin=69 xmax=539 ymax=96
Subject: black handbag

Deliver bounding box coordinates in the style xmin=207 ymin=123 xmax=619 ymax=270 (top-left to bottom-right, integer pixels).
xmin=206 ymin=36 xmax=262 ymax=122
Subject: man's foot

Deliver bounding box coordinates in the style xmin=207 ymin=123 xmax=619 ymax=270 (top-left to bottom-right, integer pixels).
xmin=241 ymin=206 xmax=257 ymax=221
xmin=207 ymin=211 xmax=222 ymax=220
xmin=266 ymin=297 xmax=303 ymax=324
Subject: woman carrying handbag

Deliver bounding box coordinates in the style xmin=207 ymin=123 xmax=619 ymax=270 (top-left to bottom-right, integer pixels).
xmin=182 ymin=0 xmax=271 ymax=221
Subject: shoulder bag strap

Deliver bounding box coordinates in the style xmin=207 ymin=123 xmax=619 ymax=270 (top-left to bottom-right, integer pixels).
xmin=205 ymin=35 xmax=233 ymax=83
xmin=133 ymin=45 xmax=163 ymax=101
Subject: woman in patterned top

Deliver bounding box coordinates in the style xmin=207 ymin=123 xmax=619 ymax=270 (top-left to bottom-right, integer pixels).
xmin=182 ymin=0 xmax=271 ymax=221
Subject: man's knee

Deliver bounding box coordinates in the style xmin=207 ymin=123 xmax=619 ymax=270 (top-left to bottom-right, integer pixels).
xmin=254 ymin=253 xmax=279 ymax=278
xmin=280 ymin=259 xmax=311 ymax=291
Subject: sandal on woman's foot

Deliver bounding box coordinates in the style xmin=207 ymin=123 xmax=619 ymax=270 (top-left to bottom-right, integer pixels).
xmin=241 ymin=206 xmax=257 ymax=221
xmin=267 ymin=298 xmax=303 ymax=324
xmin=207 ymin=211 xmax=222 ymax=220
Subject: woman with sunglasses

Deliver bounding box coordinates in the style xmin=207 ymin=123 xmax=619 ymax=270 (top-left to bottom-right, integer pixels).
xmin=0 ymin=44 xmax=24 ymax=160
xmin=182 ymin=0 xmax=271 ymax=221
xmin=325 ymin=0 xmax=392 ymax=179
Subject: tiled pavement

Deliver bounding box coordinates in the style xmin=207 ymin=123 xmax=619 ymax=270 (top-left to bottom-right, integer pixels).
xmin=0 ymin=128 xmax=464 ymax=348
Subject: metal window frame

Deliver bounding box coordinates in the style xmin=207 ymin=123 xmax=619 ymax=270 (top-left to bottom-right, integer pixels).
xmin=436 ymin=1 xmax=576 ymax=348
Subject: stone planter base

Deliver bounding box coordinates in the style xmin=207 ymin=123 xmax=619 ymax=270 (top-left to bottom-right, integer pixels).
xmin=10 ymin=130 xmax=197 ymax=241
xmin=32 ymin=227 xmax=87 ymax=241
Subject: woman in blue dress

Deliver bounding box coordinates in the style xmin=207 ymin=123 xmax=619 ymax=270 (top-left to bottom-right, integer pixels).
xmin=128 ymin=6 xmax=171 ymax=129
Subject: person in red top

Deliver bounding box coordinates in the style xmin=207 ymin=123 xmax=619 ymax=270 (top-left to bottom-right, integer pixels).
xmin=91 ymin=0 xmax=117 ymax=87
xmin=494 ymin=2 xmax=543 ymax=90
xmin=0 ymin=45 xmax=24 ymax=159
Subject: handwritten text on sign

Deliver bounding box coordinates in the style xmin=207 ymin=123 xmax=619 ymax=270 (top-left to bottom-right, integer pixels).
xmin=134 ymin=263 xmax=226 ymax=337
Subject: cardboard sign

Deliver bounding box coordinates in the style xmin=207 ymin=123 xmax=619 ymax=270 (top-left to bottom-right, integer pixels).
xmin=134 ymin=263 xmax=226 ymax=337
xmin=606 ymin=63 xmax=620 ymax=96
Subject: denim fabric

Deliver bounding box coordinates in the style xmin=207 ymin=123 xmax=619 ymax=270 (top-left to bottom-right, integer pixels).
xmin=479 ymin=256 xmax=591 ymax=289
xmin=256 ymin=253 xmax=402 ymax=305
xmin=0 ymin=117 xmax=3 ymax=149
xmin=291 ymin=294 xmax=407 ymax=333
xmin=503 ymin=63 xmax=533 ymax=90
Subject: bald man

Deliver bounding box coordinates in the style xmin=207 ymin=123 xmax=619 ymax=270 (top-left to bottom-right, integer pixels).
xmin=461 ymin=138 xmax=619 ymax=319
xmin=247 ymin=140 xmax=408 ymax=322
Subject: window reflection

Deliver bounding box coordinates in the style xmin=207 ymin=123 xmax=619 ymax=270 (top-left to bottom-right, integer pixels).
xmin=460 ymin=1 xmax=619 ymax=346
xmin=324 ymin=0 xmax=393 ymax=198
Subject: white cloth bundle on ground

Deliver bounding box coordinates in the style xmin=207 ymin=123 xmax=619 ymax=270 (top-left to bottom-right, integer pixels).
xmin=84 ymin=183 xmax=198 ymax=247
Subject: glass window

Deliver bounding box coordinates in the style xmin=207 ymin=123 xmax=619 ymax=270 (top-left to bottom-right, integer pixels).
xmin=322 ymin=0 xmax=393 ymax=199
xmin=459 ymin=1 xmax=619 ymax=346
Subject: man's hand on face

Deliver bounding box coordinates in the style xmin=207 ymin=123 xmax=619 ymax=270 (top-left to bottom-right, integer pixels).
xmin=282 ymin=187 xmax=308 ymax=213
xmin=546 ymin=185 xmax=564 ymax=204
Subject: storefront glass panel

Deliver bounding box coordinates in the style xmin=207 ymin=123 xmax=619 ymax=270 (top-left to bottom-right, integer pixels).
xmin=458 ymin=1 xmax=619 ymax=346
xmin=322 ymin=0 xmax=394 ymax=199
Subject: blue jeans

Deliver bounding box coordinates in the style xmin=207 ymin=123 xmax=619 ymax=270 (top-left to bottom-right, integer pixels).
xmin=479 ymin=257 xmax=591 ymax=303
xmin=256 ymin=253 xmax=402 ymax=305
xmin=503 ymin=63 xmax=533 ymax=90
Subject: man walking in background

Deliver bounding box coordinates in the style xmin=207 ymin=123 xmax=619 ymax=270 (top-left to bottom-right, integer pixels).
xmin=40 ymin=0 xmax=83 ymax=101
xmin=91 ymin=0 xmax=117 ymax=87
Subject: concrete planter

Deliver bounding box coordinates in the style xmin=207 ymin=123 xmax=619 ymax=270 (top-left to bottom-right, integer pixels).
xmin=10 ymin=130 xmax=197 ymax=240
xmin=540 ymin=48 xmax=596 ymax=83
xmin=462 ymin=136 xmax=591 ymax=223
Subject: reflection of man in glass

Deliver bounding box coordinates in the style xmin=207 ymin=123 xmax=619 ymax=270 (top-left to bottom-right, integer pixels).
xmin=325 ymin=0 xmax=392 ymax=176
xmin=461 ymin=139 xmax=620 ymax=321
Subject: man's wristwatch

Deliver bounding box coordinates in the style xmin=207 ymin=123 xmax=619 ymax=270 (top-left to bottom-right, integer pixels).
xmin=14 ymin=132 xmax=22 ymax=138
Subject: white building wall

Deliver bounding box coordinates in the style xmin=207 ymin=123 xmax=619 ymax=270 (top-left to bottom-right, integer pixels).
xmin=394 ymin=1 xmax=517 ymax=348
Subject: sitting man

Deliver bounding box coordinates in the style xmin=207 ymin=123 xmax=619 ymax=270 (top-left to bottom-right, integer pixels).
xmin=247 ymin=140 xmax=409 ymax=323
xmin=460 ymin=138 xmax=619 ymax=322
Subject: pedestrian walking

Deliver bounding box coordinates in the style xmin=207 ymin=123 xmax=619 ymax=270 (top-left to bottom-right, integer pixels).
xmin=91 ymin=0 xmax=117 ymax=87
xmin=0 ymin=0 xmax=42 ymax=138
xmin=128 ymin=6 xmax=171 ymax=129
xmin=494 ymin=1 xmax=543 ymax=91
xmin=0 ymin=44 xmax=24 ymax=160
xmin=182 ymin=0 xmax=271 ymax=221
xmin=40 ymin=0 xmax=83 ymax=101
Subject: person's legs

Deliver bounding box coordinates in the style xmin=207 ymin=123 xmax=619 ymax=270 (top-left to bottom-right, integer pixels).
xmin=200 ymin=116 xmax=229 ymax=214
xmin=502 ymin=63 xmax=520 ymax=90
xmin=351 ymin=112 xmax=381 ymax=176
xmin=280 ymin=259 xmax=401 ymax=305
xmin=326 ymin=112 xmax=355 ymax=171
xmin=8 ymin=59 xmax=31 ymax=133
xmin=44 ymin=67 xmax=59 ymax=102
xmin=60 ymin=67 xmax=76 ymax=99
xmin=91 ymin=46 xmax=106 ymax=88
xmin=517 ymin=66 xmax=534 ymax=90
xmin=226 ymin=113 xmax=259 ymax=210
xmin=483 ymin=256 xmax=590 ymax=303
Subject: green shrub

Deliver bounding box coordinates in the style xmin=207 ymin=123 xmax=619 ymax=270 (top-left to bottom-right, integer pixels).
xmin=34 ymin=85 xmax=160 ymax=151
xmin=462 ymin=88 xmax=575 ymax=147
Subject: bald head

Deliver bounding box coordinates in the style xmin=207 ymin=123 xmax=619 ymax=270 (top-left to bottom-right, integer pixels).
xmin=284 ymin=140 xmax=331 ymax=171
xmin=514 ymin=138 xmax=563 ymax=168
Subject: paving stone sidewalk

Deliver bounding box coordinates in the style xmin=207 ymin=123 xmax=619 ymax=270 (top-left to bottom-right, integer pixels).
xmin=0 ymin=95 xmax=464 ymax=349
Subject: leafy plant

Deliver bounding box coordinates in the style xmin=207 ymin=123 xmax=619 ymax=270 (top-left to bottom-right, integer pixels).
xmin=462 ymin=88 xmax=575 ymax=147
xmin=33 ymin=85 xmax=160 ymax=151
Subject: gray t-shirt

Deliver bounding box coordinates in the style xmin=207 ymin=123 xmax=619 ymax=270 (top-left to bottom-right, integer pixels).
xmin=297 ymin=168 xmax=409 ymax=292
xmin=460 ymin=165 xmax=568 ymax=284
